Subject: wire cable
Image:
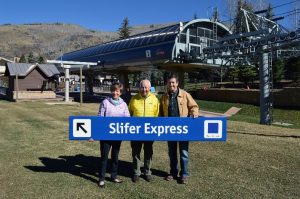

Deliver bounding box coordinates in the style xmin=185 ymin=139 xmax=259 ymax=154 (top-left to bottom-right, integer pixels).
xmin=272 ymin=0 xmax=300 ymax=10
xmin=273 ymin=9 xmax=300 ymax=17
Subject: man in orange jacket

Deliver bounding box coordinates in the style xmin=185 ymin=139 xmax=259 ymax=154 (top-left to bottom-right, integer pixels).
xmin=160 ymin=73 xmax=199 ymax=184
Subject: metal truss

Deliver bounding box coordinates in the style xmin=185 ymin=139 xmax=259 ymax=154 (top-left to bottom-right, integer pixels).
xmin=201 ymin=7 xmax=300 ymax=125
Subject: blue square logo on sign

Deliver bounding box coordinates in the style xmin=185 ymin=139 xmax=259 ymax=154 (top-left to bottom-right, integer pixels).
xmin=204 ymin=120 xmax=222 ymax=139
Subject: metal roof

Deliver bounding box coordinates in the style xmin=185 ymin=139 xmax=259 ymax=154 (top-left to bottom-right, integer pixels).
xmin=0 ymin=57 xmax=14 ymax=63
xmin=59 ymin=23 xmax=181 ymax=61
xmin=6 ymin=63 xmax=60 ymax=77
xmin=38 ymin=64 xmax=60 ymax=77
xmin=57 ymin=19 xmax=232 ymax=72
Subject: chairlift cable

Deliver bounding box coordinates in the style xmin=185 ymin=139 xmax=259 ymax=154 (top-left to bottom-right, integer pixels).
xmin=272 ymin=0 xmax=299 ymax=10
xmin=273 ymin=8 xmax=300 ymax=17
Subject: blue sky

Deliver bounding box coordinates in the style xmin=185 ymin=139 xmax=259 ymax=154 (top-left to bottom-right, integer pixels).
xmin=0 ymin=0 xmax=298 ymax=31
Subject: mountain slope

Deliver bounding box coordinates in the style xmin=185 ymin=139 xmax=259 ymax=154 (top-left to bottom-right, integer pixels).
xmin=0 ymin=22 xmax=177 ymax=60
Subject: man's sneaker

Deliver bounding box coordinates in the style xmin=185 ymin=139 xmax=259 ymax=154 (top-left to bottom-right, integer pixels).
xmin=132 ymin=175 xmax=139 ymax=183
xmin=98 ymin=180 xmax=105 ymax=188
xmin=179 ymin=176 xmax=188 ymax=184
xmin=145 ymin=175 xmax=152 ymax=182
xmin=112 ymin=178 xmax=123 ymax=183
xmin=165 ymin=175 xmax=175 ymax=181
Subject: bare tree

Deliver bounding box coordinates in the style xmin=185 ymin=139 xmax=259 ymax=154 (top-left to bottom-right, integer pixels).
xmin=225 ymin=0 xmax=238 ymax=28
xmin=251 ymin=0 xmax=268 ymax=11
xmin=224 ymin=0 xmax=268 ymax=30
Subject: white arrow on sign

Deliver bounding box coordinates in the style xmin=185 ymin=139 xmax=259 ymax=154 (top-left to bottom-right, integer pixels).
xmin=73 ymin=119 xmax=91 ymax=137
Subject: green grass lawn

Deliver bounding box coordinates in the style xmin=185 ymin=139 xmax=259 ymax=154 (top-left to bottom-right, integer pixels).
xmin=197 ymin=100 xmax=300 ymax=129
xmin=0 ymin=100 xmax=299 ymax=199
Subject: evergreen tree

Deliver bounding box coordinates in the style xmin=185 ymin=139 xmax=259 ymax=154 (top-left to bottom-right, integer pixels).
xmin=238 ymin=65 xmax=258 ymax=86
xmin=233 ymin=0 xmax=255 ymax=34
xmin=193 ymin=13 xmax=198 ymax=19
xmin=19 ymin=54 xmax=27 ymax=63
xmin=226 ymin=67 xmax=239 ymax=84
xmin=211 ymin=7 xmax=220 ymax=22
xmin=184 ymin=72 xmax=189 ymax=84
xmin=287 ymin=56 xmax=300 ymax=82
xmin=265 ymin=3 xmax=274 ymax=19
xmin=265 ymin=3 xmax=274 ymax=28
xmin=38 ymin=55 xmax=46 ymax=64
xmin=273 ymin=59 xmax=285 ymax=83
xmin=118 ymin=17 xmax=131 ymax=39
xmin=27 ymin=52 xmax=36 ymax=63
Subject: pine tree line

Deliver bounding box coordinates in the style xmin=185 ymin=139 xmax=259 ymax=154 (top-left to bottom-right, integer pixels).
xmin=19 ymin=52 xmax=46 ymax=64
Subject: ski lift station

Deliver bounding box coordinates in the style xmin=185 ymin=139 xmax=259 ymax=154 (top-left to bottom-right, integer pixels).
xmin=49 ymin=15 xmax=299 ymax=125
xmin=56 ymin=19 xmax=231 ymax=73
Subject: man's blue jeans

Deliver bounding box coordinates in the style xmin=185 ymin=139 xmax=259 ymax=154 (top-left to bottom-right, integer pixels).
xmin=167 ymin=141 xmax=189 ymax=177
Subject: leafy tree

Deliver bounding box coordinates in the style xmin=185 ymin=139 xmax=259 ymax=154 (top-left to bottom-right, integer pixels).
xmin=272 ymin=59 xmax=285 ymax=83
xmin=118 ymin=17 xmax=131 ymax=39
xmin=27 ymin=52 xmax=36 ymax=63
xmin=19 ymin=54 xmax=27 ymax=63
xmin=140 ymin=71 xmax=151 ymax=81
xmin=150 ymin=70 xmax=163 ymax=86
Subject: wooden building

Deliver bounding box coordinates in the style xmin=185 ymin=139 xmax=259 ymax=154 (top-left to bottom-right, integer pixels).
xmin=5 ymin=63 xmax=60 ymax=101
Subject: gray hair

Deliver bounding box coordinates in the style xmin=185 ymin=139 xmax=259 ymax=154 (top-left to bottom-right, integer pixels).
xmin=139 ymin=79 xmax=151 ymax=88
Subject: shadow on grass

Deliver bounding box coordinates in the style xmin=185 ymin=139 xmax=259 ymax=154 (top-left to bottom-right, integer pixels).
xmin=24 ymin=154 xmax=168 ymax=184
xmin=228 ymin=131 xmax=300 ymax=138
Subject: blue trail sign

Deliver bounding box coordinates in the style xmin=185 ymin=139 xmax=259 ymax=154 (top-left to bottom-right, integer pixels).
xmin=69 ymin=116 xmax=227 ymax=141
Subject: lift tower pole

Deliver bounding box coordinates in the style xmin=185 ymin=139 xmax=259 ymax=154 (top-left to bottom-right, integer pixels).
xmin=259 ymin=46 xmax=271 ymax=124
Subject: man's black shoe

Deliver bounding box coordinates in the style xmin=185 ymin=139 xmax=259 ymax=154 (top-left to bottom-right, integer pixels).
xmin=145 ymin=175 xmax=152 ymax=182
xmin=132 ymin=175 xmax=139 ymax=183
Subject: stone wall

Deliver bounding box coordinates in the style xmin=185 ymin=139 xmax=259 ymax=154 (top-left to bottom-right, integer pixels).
xmin=12 ymin=91 xmax=56 ymax=100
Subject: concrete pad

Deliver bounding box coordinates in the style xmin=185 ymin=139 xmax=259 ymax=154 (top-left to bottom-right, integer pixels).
xmin=273 ymin=122 xmax=293 ymax=127
xmin=45 ymin=102 xmax=80 ymax=105
xmin=223 ymin=107 xmax=242 ymax=116
xmin=199 ymin=110 xmax=227 ymax=117
xmin=199 ymin=106 xmax=241 ymax=117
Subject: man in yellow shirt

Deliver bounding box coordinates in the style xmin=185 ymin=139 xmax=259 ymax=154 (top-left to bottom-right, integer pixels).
xmin=128 ymin=79 xmax=159 ymax=182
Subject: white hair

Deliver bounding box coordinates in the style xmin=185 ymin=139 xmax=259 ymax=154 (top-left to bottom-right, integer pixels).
xmin=139 ymin=79 xmax=151 ymax=88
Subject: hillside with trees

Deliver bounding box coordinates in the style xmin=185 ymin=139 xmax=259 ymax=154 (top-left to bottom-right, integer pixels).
xmin=0 ymin=22 xmax=174 ymax=60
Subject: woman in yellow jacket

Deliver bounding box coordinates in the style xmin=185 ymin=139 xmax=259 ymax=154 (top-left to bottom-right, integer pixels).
xmin=128 ymin=79 xmax=160 ymax=183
